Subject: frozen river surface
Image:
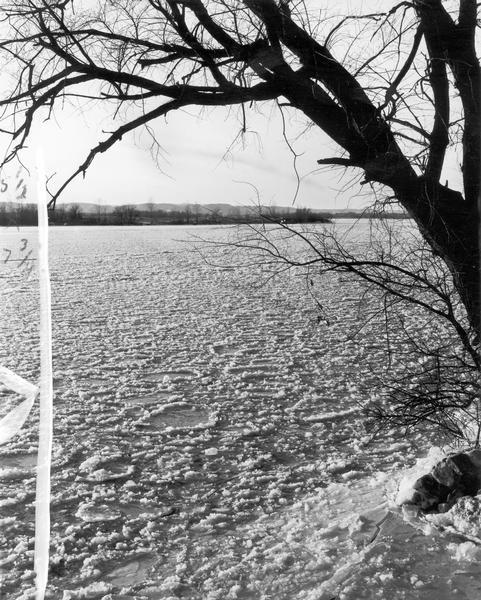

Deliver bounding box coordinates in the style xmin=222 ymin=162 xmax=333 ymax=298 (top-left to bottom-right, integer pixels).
xmin=1 ymin=224 xmax=480 ymax=599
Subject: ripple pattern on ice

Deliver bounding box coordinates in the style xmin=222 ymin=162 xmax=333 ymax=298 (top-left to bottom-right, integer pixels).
xmin=106 ymin=555 xmax=156 ymax=587
xmin=0 ymin=224 xmax=441 ymax=600
xmin=151 ymin=404 xmax=214 ymax=430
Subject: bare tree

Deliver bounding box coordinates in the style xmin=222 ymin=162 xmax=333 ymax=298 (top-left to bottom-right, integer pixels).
xmin=193 ymin=203 xmax=201 ymax=225
xmin=113 ymin=204 xmax=139 ymax=225
xmin=146 ymin=200 xmax=155 ymax=224
xmin=0 ymin=2 xmax=479 ymax=330
xmin=95 ymin=200 xmax=107 ymax=225
xmin=67 ymin=203 xmax=82 ymax=223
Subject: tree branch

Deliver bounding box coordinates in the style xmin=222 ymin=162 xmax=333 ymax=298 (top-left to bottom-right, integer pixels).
xmin=414 ymin=0 xmax=480 ymax=204
xmin=383 ymin=24 xmax=424 ymax=108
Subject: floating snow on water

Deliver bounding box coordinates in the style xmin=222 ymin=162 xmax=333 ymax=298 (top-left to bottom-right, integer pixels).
xmin=304 ymin=406 xmax=362 ymax=423
xmin=0 ymin=466 xmax=34 ymax=481
xmin=0 ymin=453 xmax=36 ymax=469
xmin=150 ymin=402 xmax=215 ymax=431
xmin=211 ymin=343 xmax=237 ymax=356
xmin=124 ymin=391 xmax=173 ymax=406
xmin=85 ymin=464 xmax=135 ymax=483
xmin=78 ymin=452 xmax=135 ymax=482
xmin=143 ymin=369 xmax=200 ymax=383
xmin=62 ymin=581 xmax=112 ymax=599
xmin=6 ymin=225 xmax=481 ymax=600
xmin=106 ymin=554 xmax=156 ymax=587
xmin=75 ymin=501 xmax=122 ymax=523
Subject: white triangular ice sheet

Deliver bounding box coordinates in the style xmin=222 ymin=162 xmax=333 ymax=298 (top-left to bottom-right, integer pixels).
xmin=0 ymin=366 xmax=38 ymax=445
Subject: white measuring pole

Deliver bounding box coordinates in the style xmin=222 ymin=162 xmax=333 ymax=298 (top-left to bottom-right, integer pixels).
xmin=34 ymin=151 xmax=53 ymax=600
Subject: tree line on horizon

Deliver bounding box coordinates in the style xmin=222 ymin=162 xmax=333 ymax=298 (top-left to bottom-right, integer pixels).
xmin=0 ymin=202 xmax=332 ymax=227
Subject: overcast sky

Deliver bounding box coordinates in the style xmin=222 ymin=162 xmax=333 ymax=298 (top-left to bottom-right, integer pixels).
xmin=0 ymin=0 xmax=463 ymax=210
xmin=24 ymin=99 xmax=361 ymax=210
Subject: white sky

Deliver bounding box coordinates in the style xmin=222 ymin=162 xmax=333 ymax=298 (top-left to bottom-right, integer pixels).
xmin=0 ymin=0 xmax=464 ymax=210
xmin=23 ymin=99 xmax=367 ymax=210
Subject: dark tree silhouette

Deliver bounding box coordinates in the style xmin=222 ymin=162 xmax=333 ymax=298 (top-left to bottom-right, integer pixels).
xmin=0 ymin=1 xmax=479 ymax=335
xmin=113 ymin=204 xmax=139 ymax=225
xmin=67 ymin=203 xmax=83 ymax=224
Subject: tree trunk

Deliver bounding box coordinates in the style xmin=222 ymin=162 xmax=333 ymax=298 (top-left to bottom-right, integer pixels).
xmin=362 ymin=156 xmax=480 ymax=336
xmin=406 ymin=182 xmax=480 ymax=335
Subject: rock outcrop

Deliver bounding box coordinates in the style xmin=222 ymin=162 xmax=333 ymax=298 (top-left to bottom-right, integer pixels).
xmin=402 ymin=449 xmax=481 ymax=512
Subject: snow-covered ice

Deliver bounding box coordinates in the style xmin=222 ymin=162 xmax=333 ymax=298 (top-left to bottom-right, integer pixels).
xmin=1 ymin=223 xmax=480 ymax=599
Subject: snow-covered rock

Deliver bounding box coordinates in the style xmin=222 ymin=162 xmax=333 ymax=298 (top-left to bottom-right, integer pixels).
xmin=399 ymin=449 xmax=481 ymax=511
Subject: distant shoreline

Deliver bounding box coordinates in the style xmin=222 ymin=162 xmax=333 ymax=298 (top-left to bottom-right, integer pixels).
xmin=0 ymin=214 xmax=413 ymax=227
xmin=46 ymin=213 xmax=408 ymax=225
xmin=0 ymin=200 xmax=409 ymax=227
